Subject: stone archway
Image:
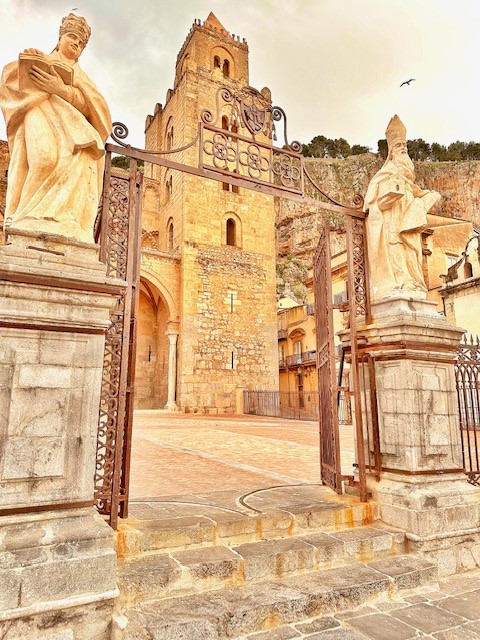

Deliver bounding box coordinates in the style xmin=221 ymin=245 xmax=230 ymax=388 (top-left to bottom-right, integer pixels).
xmin=135 ymin=275 xmax=178 ymax=409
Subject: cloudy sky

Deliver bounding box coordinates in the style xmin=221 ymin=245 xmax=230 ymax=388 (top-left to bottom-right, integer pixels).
xmin=1 ymin=0 xmax=479 ymax=151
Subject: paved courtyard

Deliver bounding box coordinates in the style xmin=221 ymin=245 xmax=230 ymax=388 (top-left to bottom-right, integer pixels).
xmin=129 ymin=411 xmax=355 ymax=502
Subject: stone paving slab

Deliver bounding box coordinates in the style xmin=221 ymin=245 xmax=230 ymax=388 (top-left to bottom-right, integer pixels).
xmin=390 ymin=603 xmax=466 ymax=634
xmin=436 ymin=590 xmax=480 ymax=620
xmin=236 ymin=568 xmax=480 ymax=639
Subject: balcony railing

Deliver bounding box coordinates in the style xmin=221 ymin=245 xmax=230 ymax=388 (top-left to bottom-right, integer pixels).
xmin=278 ymin=329 xmax=288 ymax=340
xmin=301 ymin=349 xmax=316 ymax=364
xmin=281 ymin=350 xmax=317 ymax=367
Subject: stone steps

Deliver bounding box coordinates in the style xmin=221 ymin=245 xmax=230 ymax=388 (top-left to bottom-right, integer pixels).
xmin=118 ymin=525 xmax=407 ymax=604
xmin=122 ymin=555 xmax=438 ymax=640
xmin=118 ymin=497 xmax=378 ymax=558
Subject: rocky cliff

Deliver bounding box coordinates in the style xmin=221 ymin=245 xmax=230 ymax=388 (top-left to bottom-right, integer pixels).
xmin=275 ymin=153 xmax=480 ymax=301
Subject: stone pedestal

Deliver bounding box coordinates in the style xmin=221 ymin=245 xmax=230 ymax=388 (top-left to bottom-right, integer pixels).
xmin=341 ymin=295 xmax=480 ymax=575
xmin=0 ymin=230 xmax=126 ymax=638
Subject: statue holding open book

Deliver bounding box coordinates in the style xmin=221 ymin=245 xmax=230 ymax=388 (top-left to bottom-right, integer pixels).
xmin=0 ymin=13 xmax=111 ymax=243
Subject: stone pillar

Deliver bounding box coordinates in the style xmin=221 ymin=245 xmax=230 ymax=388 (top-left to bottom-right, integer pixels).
xmin=341 ymin=295 xmax=480 ymax=575
xmin=0 ymin=230 xmax=125 ymax=638
xmin=165 ymin=325 xmax=179 ymax=411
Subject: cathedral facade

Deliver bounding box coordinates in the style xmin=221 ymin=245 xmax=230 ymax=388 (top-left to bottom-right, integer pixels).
xmin=135 ymin=13 xmax=279 ymax=412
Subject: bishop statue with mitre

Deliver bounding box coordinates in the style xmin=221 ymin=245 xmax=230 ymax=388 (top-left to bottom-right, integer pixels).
xmin=365 ymin=115 xmax=441 ymax=301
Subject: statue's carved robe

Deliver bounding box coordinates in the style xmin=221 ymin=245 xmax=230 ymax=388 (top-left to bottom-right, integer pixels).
xmin=0 ymin=52 xmax=111 ymax=243
xmin=365 ymin=161 xmax=432 ymax=301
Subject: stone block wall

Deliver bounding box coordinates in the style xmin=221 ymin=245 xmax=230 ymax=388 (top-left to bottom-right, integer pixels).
xmin=179 ymin=240 xmax=278 ymax=412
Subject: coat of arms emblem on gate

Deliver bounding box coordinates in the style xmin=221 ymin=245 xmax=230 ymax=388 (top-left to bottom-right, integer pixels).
xmin=240 ymin=90 xmax=268 ymax=136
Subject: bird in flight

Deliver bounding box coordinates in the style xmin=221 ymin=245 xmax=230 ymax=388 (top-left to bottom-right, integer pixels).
xmin=400 ymin=78 xmax=415 ymax=87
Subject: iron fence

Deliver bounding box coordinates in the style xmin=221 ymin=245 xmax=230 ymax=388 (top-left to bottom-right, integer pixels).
xmin=357 ymin=353 xmax=381 ymax=479
xmin=244 ymin=389 xmax=352 ymax=424
xmin=455 ymin=335 xmax=480 ymax=485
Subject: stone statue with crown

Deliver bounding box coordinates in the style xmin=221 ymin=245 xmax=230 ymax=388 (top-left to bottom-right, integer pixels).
xmin=0 ymin=16 xmax=118 ymax=639
xmin=365 ymin=115 xmax=441 ymax=301
xmin=0 ymin=13 xmax=111 ymax=243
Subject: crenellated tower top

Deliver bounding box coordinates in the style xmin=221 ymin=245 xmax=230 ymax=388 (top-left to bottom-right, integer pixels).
xmin=174 ymin=12 xmax=249 ymax=88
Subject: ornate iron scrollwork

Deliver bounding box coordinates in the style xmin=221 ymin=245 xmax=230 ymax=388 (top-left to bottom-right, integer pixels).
xmin=468 ymin=473 xmax=480 ymax=487
xmin=200 ymin=86 xmax=301 ymax=152
xmin=109 ymin=86 xmax=368 ymax=208
xmin=94 ymin=175 xmax=130 ymax=517
xmin=203 ymin=132 xmax=236 ymax=169
xmin=350 ymin=217 xmax=369 ymax=319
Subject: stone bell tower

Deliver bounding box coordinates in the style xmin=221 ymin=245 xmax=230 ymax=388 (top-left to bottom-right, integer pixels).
xmin=143 ymin=13 xmax=279 ymax=413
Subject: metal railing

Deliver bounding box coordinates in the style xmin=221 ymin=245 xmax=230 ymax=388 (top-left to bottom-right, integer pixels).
xmin=302 ymin=350 xmax=316 ymax=364
xmin=244 ymin=389 xmax=352 ymax=424
xmin=282 ymin=350 xmax=317 ymax=367
xmin=285 ymin=353 xmax=302 ymax=366
xmin=278 ymin=329 xmax=288 ymax=340
xmin=356 ymin=353 xmax=381 ymax=479
xmin=455 ymin=336 xmax=480 ymax=485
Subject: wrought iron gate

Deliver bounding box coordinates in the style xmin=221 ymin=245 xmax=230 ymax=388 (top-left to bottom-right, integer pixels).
xmin=313 ymin=216 xmax=375 ymax=501
xmin=314 ymin=221 xmax=342 ymax=492
xmin=94 ymin=157 xmax=143 ymax=528
xmin=94 ymin=85 xmax=372 ymax=527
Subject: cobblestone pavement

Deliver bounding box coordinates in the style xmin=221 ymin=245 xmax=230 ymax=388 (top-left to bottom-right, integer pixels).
xmin=130 ymin=411 xmax=355 ymax=502
xmin=241 ymin=570 xmax=480 ymax=639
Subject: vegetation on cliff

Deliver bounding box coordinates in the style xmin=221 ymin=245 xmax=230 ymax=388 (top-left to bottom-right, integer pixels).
xmin=302 ymin=134 xmax=480 ymax=163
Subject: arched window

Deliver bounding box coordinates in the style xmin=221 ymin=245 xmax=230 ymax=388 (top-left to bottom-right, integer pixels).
xmin=222 ymin=59 xmax=230 ymax=78
xmin=214 ymin=55 xmax=221 ymax=69
xmin=165 ymin=118 xmax=174 ymax=151
xmin=465 ymin=261 xmax=474 ymax=279
xmin=167 ymin=126 xmax=174 ymax=150
xmin=167 ymin=218 xmax=174 ymax=251
xmin=226 ymin=218 xmax=236 ymax=246
xmin=165 ymin=175 xmax=173 ymax=203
